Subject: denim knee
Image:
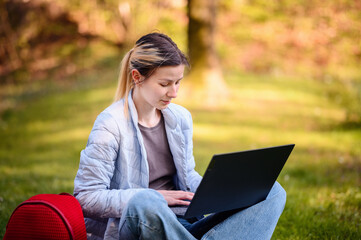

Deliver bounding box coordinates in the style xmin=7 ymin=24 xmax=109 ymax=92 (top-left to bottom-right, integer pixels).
xmin=267 ymin=181 xmax=287 ymax=207
xmin=123 ymin=189 xmax=197 ymax=239
xmin=123 ymin=189 xmax=176 ymax=237
xmin=125 ymin=189 xmax=168 ymax=216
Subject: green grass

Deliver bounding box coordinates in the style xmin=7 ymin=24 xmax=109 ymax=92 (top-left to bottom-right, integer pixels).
xmin=0 ymin=65 xmax=360 ymax=239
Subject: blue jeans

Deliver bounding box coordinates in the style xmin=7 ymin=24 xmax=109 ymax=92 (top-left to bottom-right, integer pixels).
xmin=119 ymin=182 xmax=286 ymax=239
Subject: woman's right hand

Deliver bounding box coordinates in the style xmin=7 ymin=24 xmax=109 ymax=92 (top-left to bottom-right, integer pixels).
xmin=157 ymin=190 xmax=194 ymax=206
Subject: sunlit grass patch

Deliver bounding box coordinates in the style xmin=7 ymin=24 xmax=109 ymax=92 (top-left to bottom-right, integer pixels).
xmin=276 ymin=186 xmax=361 ymax=239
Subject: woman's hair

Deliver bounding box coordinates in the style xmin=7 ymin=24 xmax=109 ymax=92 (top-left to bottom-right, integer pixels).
xmin=114 ymin=32 xmax=189 ymax=116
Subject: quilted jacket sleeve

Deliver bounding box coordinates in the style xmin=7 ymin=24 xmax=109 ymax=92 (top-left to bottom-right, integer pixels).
xmin=73 ymin=112 xmax=144 ymax=219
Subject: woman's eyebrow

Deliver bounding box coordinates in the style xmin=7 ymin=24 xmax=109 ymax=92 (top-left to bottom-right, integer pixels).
xmin=159 ymin=77 xmax=183 ymax=82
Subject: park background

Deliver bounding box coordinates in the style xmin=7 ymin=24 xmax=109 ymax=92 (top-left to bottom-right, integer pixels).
xmin=0 ymin=0 xmax=360 ymax=238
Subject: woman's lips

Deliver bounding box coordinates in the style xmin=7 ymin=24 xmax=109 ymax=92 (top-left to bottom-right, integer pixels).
xmin=161 ymin=100 xmax=171 ymax=105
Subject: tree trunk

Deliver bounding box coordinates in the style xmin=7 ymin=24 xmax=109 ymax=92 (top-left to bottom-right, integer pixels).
xmin=187 ymin=0 xmax=228 ymax=106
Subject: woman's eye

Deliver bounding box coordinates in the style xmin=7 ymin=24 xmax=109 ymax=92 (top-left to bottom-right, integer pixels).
xmin=160 ymin=83 xmax=168 ymax=87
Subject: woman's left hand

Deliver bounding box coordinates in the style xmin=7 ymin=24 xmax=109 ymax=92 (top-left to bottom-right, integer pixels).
xmin=157 ymin=190 xmax=194 ymax=206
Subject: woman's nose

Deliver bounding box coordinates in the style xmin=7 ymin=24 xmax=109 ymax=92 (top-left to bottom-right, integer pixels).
xmin=167 ymin=84 xmax=178 ymax=98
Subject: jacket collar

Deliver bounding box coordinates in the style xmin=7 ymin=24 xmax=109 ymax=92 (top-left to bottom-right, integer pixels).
xmin=127 ymin=89 xmax=177 ymax=130
xmin=128 ymin=90 xmax=139 ymax=129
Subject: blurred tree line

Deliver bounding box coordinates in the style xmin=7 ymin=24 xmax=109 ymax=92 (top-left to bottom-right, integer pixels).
xmin=0 ymin=0 xmax=360 ymax=122
xmin=0 ymin=0 xmax=133 ymax=82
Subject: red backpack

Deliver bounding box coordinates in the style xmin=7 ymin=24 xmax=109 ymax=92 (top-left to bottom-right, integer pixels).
xmin=4 ymin=193 xmax=87 ymax=240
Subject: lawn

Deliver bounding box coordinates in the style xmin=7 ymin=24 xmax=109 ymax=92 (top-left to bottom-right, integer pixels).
xmin=0 ymin=61 xmax=360 ymax=239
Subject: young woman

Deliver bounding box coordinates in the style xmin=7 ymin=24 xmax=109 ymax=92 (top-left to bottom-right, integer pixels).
xmin=74 ymin=33 xmax=286 ymax=240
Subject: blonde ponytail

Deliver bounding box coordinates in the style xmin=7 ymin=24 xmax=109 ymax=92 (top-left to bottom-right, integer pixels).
xmin=114 ymin=49 xmax=134 ymax=117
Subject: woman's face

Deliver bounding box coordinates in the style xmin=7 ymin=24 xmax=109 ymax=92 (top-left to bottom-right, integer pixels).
xmin=133 ymin=64 xmax=185 ymax=110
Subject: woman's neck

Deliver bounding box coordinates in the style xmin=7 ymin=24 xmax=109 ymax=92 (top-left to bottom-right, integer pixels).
xmin=138 ymin=109 xmax=161 ymax=128
xmin=132 ymin=90 xmax=161 ymax=128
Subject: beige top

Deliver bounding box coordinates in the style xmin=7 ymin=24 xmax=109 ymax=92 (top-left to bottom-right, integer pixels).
xmin=138 ymin=114 xmax=177 ymax=190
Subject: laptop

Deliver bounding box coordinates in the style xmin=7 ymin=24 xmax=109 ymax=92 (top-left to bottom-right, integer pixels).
xmin=171 ymin=144 xmax=295 ymax=218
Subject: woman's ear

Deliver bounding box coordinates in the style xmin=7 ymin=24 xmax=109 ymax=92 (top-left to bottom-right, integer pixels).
xmin=131 ymin=69 xmax=143 ymax=85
